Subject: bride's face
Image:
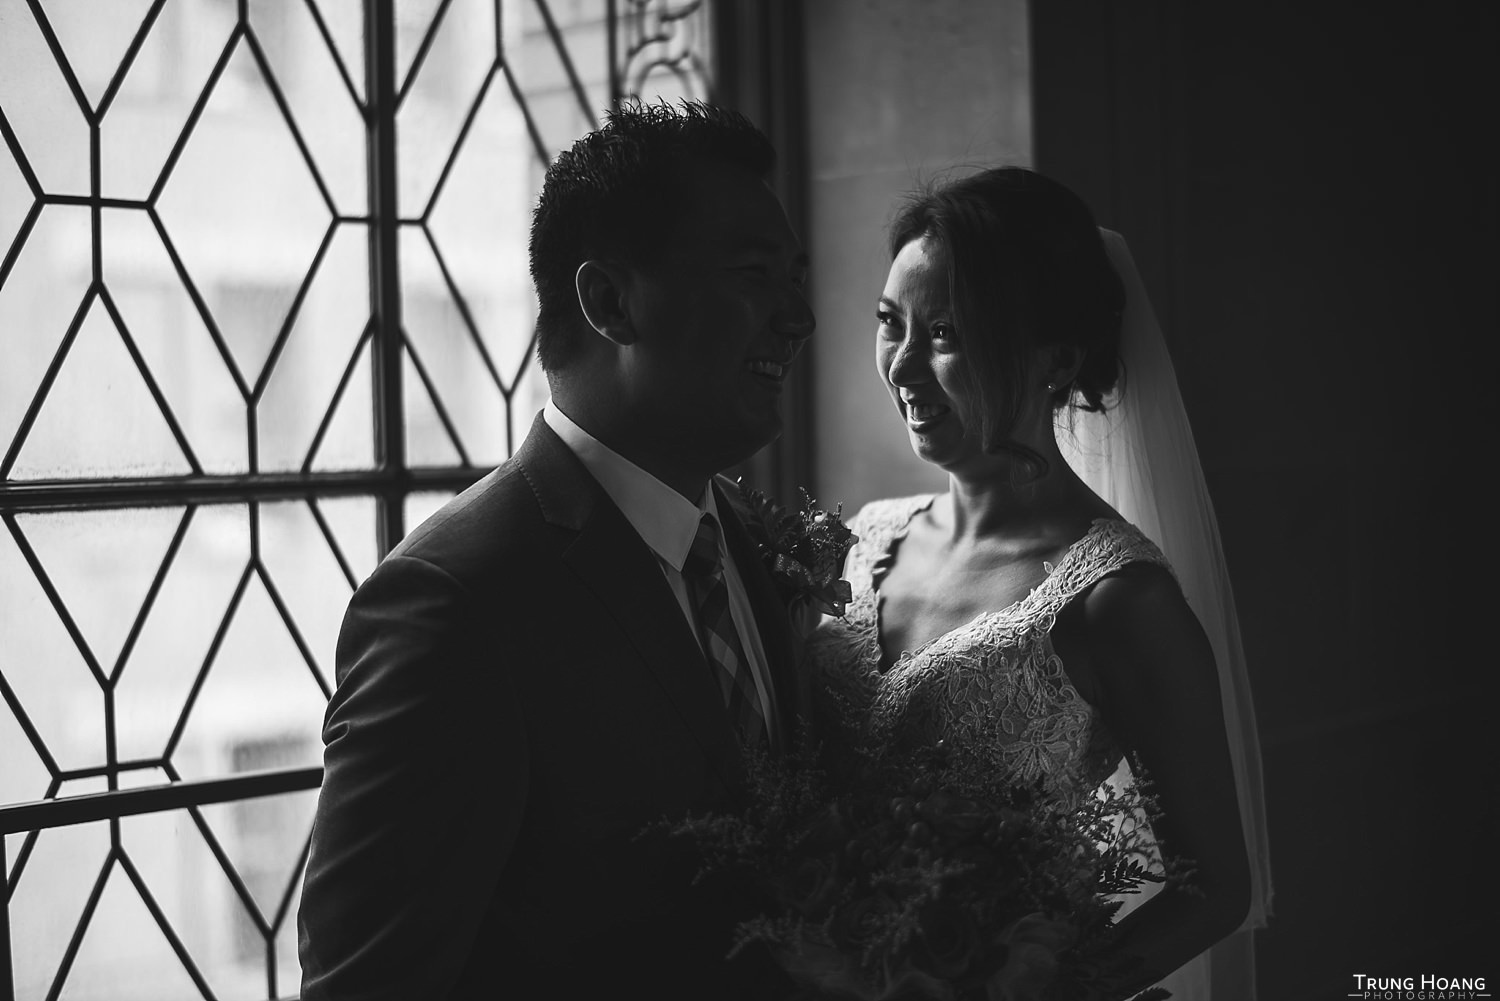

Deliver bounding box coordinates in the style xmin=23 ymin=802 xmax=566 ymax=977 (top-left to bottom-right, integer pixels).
xmin=876 ymin=236 xmax=983 ymax=470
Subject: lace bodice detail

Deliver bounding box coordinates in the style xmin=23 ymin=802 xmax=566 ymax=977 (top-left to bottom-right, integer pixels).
xmin=806 ymin=495 xmax=1173 ymax=804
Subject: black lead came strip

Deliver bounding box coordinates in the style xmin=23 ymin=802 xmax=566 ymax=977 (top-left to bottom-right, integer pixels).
xmin=0 ymin=765 xmax=324 ymax=835
xmin=0 ymin=467 xmax=490 ymax=514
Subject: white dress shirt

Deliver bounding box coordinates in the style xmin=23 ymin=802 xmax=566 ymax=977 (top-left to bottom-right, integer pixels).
xmin=543 ymin=401 xmax=780 ymax=744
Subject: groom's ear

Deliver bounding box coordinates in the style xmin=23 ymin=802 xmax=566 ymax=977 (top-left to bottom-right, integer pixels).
xmin=574 ymin=260 xmax=637 ymax=347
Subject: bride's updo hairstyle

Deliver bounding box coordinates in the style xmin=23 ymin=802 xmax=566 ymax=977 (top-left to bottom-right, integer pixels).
xmin=887 ymin=166 xmax=1125 ymax=453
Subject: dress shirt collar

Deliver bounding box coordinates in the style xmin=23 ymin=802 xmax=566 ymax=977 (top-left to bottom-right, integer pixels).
xmin=543 ymin=400 xmax=716 ymax=572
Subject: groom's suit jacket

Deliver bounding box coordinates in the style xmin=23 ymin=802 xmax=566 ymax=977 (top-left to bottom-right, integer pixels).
xmin=299 ymin=413 xmax=809 ymax=1000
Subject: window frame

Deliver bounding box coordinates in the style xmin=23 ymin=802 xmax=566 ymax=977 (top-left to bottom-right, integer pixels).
xmin=0 ymin=2 xmax=806 ymax=995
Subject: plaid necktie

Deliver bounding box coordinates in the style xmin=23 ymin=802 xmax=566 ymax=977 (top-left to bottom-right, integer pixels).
xmin=682 ymin=513 xmax=768 ymax=750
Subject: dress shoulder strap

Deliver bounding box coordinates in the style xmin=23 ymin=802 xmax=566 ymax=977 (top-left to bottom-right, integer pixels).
xmin=844 ymin=494 xmax=937 ymax=586
xmin=1035 ymin=519 xmax=1176 ymax=614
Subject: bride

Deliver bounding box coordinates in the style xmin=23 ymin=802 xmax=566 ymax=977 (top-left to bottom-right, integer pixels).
xmin=805 ymin=166 xmax=1272 ymax=998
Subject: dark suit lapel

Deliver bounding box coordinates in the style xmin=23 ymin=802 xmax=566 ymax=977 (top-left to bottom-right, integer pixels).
xmin=562 ymin=505 xmax=744 ymax=781
xmin=515 ymin=415 xmax=739 ymax=787
xmin=714 ymin=480 xmax=812 ymax=746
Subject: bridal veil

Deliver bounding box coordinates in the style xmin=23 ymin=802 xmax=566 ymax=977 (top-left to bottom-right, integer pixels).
xmin=1059 ymin=230 xmax=1273 ymax=997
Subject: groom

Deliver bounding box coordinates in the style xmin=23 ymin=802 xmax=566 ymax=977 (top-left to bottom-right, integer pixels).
xmin=297 ymin=101 xmax=815 ymax=1000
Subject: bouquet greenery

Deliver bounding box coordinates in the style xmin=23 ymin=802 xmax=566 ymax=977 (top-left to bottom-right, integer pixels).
xmin=659 ymin=738 xmax=1182 ymax=1001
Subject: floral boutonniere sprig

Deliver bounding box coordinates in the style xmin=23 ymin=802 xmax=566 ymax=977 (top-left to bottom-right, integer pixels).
xmin=735 ymin=481 xmax=858 ymax=617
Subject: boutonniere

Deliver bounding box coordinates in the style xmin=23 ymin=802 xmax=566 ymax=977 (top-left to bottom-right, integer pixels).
xmin=735 ymin=481 xmax=858 ymax=617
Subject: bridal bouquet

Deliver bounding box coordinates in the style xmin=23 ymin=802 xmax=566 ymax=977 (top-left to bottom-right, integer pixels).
xmin=659 ymin=739 xmax=1179 ymax=1001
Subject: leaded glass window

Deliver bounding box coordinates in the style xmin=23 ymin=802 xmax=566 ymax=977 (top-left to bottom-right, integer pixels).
xmin=0 ymin=1 xmax=714 ymax=996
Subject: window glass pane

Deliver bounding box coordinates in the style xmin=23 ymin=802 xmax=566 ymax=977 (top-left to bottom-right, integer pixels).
xmin=1 ymin=516 xmax=113 ymax=774
xmin=34 ymin=0 xmax=158 ymax=111
xmin=401 ymin=343 xmax=468 ymax=467
xmin=1 ymin=205 xmax=96 ymax=474
xmin=153 ymin=40 xmax=334 ymax=404
xmin=397 ymin=0 xmax=550 ymax=466
xmin=425 ymin=2 xmax=546 ymax=444
xmin=395 ymin=0 xmax=496 ymax=219
xmin=0 ymin=687 xmax=51 ymax=808
xmin=140 ymin=507 xmax=329 ymax=784
xmin=0 ymin=126 xmax=29 ymax=260
xmin=7 ymin=777 xmax=316 ymax=1000
xmin=7 ymin=804 xmax=111 ymax=999
xmin=514 ymin=0 xmax=606 ymax=157
xmin=250 ymin=0 xmax=368 ymax=216
xmin=308 ymin=495 xmax=380 ymax=587
xmin=4 ymin=0 xmax=369 ymax=480
xmin=104 ymin=207 xmax=249 ymax=474
xmin=306 ymin=334 xmax=377 ymax=472
xmin=8 ymin=289 xmax=198 ymax=479
xmin=511 ymin=347 xmax=550 ymax=444
xmin=13 ymin=506 xmax=187 ymax=679
xmin=616 ymin=0 xmax=715 ymax=106
xmin=0 ymin=0 xmax=91 ymax=194
xmin=257 ymin=223 xmax=372 ymax=472
xmin=400 ymin=229 xmax=507 ymax=467
xmin=0 ymin=504 xmax=339 ymax=778
xmin=394 ymin=0 xmax=447 ymax=96
xmin=198 ymin=758 xmax=316 ymax=995
xmin=257 ymin=499 xmax=364 ymax=691
xmin=110 ymin=504 xmax=249 ymax=765
xmin=306 ymin=0 xmax=367 ymax=106
xmin=404 ymin=490 xmax=456 ymax=536
xmin=99 ymin=0 xmax=239 ymax=201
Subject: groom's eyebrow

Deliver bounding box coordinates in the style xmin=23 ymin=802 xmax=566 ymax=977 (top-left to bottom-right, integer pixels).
xmin=725 ymin=235 xmax=807 ymax=262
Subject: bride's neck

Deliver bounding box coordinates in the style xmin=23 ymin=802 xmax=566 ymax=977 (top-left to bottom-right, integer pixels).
xmin=944 ymin=445 xmax=1087 ymax=540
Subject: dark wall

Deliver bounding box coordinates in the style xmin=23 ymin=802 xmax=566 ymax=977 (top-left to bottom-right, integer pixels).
xmin=1032 ymin=1 xmax=1494 ymax=997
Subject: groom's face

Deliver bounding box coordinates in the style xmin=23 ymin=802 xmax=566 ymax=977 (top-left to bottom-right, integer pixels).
xmin=614 ymin=161 xmax=814 ymax=473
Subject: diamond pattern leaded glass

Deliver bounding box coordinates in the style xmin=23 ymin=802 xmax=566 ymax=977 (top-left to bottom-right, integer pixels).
xmin=0 ymin=1 xmax=714 ymax=997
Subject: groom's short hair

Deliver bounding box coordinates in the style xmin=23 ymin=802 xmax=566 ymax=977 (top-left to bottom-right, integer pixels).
xmin=528 ymin=100 xmax=776 ymax=373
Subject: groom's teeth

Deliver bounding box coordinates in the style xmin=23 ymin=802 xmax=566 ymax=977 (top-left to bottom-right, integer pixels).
xmin=748 ymin=360 xmax=786 ymax=378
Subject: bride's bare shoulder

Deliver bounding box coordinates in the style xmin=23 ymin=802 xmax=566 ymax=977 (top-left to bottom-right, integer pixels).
xmin=1082 ymin=565 xmax=1214 ymax=693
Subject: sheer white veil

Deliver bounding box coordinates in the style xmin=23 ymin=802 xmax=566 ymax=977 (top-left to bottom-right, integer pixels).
xmin=1058 ymin=230 xmax=1272 ymax=932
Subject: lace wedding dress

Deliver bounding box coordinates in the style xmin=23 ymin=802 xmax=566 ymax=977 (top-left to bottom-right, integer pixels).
xmin=806 ymin=493 xmax=1171 ymax=806
xmin=806 ymin=493 xmax=1218 ymax=997
xmin=808 ymin=491 xmax=1249 ymax=999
